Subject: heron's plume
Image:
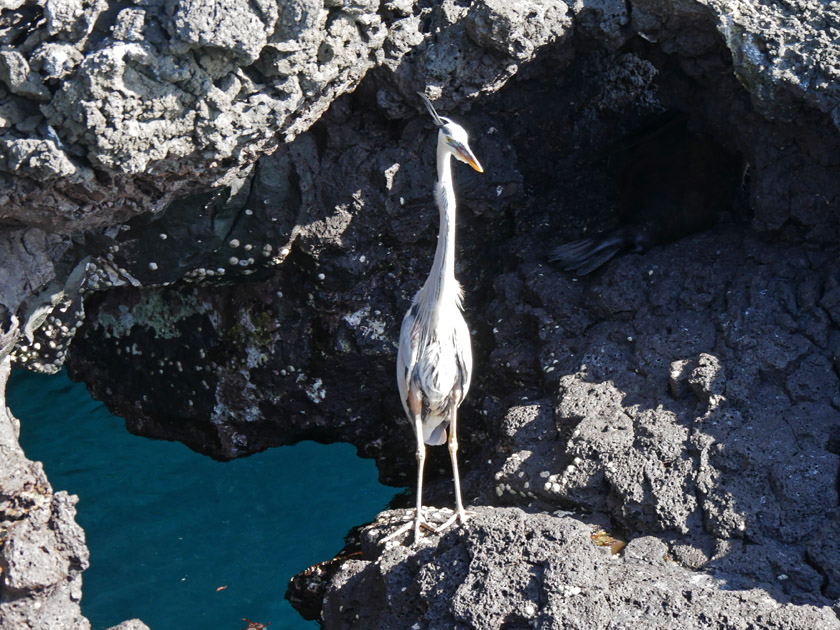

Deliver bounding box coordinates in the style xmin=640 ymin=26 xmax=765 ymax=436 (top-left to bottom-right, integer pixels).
xmin=417 ymin=92 xmax=444 ymax=127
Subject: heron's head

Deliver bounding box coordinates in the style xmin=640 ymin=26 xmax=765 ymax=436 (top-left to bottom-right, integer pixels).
xmin=438 ymin=118 xmax=483 ymax=173
xmin=418 ymin=92 xmax=483 ymax=173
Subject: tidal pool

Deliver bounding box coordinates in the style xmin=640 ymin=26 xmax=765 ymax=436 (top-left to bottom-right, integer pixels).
xmin=8 ymin=369 xmax=394 ymax=630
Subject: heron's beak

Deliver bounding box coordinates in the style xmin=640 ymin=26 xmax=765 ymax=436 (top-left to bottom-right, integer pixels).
xmin=458 ymin=145 xmax=484 ymax=173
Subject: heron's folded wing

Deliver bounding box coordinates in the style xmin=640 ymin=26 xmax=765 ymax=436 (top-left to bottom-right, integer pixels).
xmin=396 ymin=303 xmax=421 ymax=418
xmin=453 ymin=311 xmax=472 ymax=403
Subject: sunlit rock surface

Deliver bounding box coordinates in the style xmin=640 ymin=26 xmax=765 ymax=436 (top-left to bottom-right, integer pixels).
xmin=320 ymin=507 xmax=840 ymax=629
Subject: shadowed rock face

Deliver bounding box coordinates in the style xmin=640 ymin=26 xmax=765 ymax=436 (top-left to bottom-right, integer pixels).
xmin=2 ymin=0 xmax=840 ymax=628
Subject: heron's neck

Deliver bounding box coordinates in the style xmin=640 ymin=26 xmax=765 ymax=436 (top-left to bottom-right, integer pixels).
xmin=435 ymin=149 xmax=456 ymax=282
xmin=420 ymin=147 xmax=460 ymax=313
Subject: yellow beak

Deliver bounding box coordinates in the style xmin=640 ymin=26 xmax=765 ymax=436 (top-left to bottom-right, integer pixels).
xmin=458 ymin=146 xmax=484 ymax=173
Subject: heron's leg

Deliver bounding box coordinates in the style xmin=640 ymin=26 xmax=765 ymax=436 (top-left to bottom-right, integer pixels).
xmin=412 ymin=409 xmax=427 ymax=542
xmin=381 ymin=389 xmax=429 ymax=545
xmin=437 ymin=396 xmax=471 ymax=534
xmin=449 ymin=403 xmax=466 ymax=521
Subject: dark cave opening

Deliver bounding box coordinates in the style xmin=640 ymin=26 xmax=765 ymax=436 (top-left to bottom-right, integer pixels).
xmin=483 ymin=33 xmax=754 ymax=279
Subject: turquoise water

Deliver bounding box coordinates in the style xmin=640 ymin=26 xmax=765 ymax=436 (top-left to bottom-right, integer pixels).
xmin=7 ymin=369 xmax=395 ymax=630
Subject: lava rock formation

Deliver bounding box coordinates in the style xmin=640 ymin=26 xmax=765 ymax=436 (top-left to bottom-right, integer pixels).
xmin=1 ymin=0 xmax=839 ymax=628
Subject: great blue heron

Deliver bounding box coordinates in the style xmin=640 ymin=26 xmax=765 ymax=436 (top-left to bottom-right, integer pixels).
xmin=385 ymin=93 xmax=483 ymax=543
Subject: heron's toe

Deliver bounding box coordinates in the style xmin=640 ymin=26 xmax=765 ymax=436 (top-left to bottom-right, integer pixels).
xmin=433 ymin=508 xmax=473 ymax=535
xmin=379 ymin=508 xmax=436 ymax=545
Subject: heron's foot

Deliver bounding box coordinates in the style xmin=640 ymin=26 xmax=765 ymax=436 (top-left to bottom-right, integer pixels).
xmin=434 ymin=508 xmax=474 ymax=535
xmin=380 ymin=509 xmax=436 ymax=545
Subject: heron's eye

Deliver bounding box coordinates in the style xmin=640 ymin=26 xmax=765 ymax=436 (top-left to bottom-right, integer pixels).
xmin=445 ymin=136 xmax=452 ymax=143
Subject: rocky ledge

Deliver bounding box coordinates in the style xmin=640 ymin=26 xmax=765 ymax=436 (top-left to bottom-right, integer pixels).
xmin=326 ymin=507 xmax=840 ymax=629
xmin=1 ymin=0 xmax=840 ymax=628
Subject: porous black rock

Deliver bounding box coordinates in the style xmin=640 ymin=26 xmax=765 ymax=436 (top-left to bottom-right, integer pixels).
xmin=315 ymin=507 xmax=840 ymax=629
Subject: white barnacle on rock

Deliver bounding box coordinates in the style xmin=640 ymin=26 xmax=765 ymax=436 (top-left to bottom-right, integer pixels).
xmin=244 ymin=346 xmax=267 ymax=369
xmin=343 ymin=305 xmax=387 ymax=342
xmin=563 ymin=584 xmax=582 ymax=597
xmin=229 ymin=256 xmax=239 ymax=265
xmin=229 ymin=239 xmax=240 ymax=247
xmin=305 ymin=378 xmax=326 ymax=404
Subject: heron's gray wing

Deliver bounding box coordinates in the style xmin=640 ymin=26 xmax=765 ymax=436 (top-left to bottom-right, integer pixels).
xmin=396 ymin=302 xmax=421 ymax=419
xmin=453 ymin=310 xmax=472 ymax=404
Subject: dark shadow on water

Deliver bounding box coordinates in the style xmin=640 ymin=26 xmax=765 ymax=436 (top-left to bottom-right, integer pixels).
xmin=8 ymin=369 xmax=395 ymax=630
